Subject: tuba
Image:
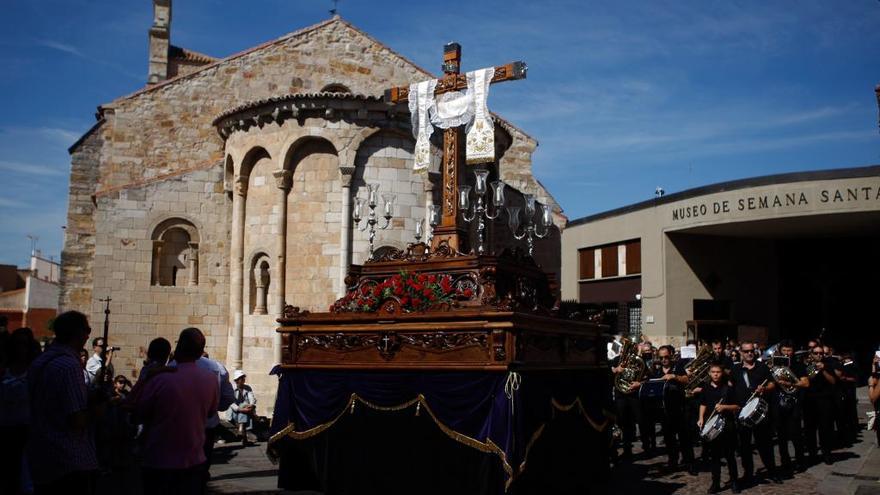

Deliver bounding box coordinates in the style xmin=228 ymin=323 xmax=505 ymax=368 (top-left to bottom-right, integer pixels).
xmin=770 ymin=355 xmax=799 ymax=395
xmin=614 ymin=338 xmax=646 ymax=394
xmin=684 ymin=345 xmax=713 ymax=397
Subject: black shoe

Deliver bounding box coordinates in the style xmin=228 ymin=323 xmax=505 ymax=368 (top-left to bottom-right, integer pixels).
xmin=770 ymin=473 xmax=783 ymax=484
xmin=707 ymin=483 xmax=721 ymax=494
xmin=796 ymin=461 xmax=808 ymax=473
xmin=739 ymin=475 xmax=754 ymax=488
xmin=823 ymin=454 xmax=833 ymax=465
xmin=688 ymin=464 xmax=699 ymax=476
xmin=731 ymin=482 xmax=741 ymax=494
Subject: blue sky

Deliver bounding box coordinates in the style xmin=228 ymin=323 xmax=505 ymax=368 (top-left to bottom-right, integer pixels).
xmin=1 ymin=0 xmax=878 ymax=266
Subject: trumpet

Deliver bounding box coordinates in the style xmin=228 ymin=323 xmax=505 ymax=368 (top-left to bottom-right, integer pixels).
xmin=684 ymin=345 xmax=713 ymax=397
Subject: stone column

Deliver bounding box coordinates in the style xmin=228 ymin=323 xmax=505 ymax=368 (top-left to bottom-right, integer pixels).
xmin=338 ymin=166 xmax=355 ymax=297
xmin=187 ymin=242 xmax=199 ymax=286
xmin=229 ymin=175 xmax=248 ymax=370
xmin=272 ymin=169 xmax=292 ymax=364
xmin=253 ymin=264 xmax=268 ymax=315
xmin=151 ymin=240 xmax=164 ymax=285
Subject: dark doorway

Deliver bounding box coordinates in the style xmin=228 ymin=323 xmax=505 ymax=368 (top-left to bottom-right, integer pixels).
xmin=777 ymin=236 xmax=880 ymax=381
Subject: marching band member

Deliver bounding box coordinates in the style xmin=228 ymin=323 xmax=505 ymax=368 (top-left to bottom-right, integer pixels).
xmin=774 ymin=340 xmax=809 ymax=475
xmin=638 ymin=342 xmax=658 ymax=453
xmin=651 ymin=345 xmax=696 ymax=473
xmin=731 ymin=342 xmax=781 ymax=485
xmin=698 ymin=362 xmax=740 ymax=494
xmin=804 ymin=345 xmax=837 ymax=465
xmin=711 ymin=340 xmax=734 ymax=373
xmin=610 ymin=349 xmax=644 ymax=461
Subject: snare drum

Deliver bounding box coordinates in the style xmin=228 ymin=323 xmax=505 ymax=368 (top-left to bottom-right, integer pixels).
xmin=700 ymin=413 xmax=727 ymax=442
xmin=738 ymin=396 xmax=768 ymax=428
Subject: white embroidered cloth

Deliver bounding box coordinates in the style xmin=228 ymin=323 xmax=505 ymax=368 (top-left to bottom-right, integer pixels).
xmin=465 ymin=67 xmax=495 ymax=164
xmin=408 ymin=79 xmax=437 ymax=172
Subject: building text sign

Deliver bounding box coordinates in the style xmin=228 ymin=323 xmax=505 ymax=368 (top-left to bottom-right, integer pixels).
xmin=671 ymin=182 xmax=880 ymax=223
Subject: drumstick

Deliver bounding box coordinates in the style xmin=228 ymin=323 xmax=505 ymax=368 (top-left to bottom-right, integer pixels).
xmin=744 ymin=379 xmax=769 ymax=404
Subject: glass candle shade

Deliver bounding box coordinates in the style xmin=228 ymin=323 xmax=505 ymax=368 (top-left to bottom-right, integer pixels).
xmin=459 ymin=185 xmax=472 ymax=210
xmin=368 ymin=183 xmax=379 ymax=207
xmin=353 ymin=197 xmax=365 ymax=221
xmin=474 ymin=169 xmax=489 ymax=195
xmin=540 ymin=204 xmax=553 ymax=227
xmin=490 ymin=180 xmax=505 ymax=207
xmin=415 ymin=218 xmax=423 ymax=238
xmin=506 ymin=206 xmax=521 ymax=232
xmin=524 ymin=194 xmax=536 ymax=219
xmin=429 ymin=205 xmax=442 ymax=227
xmin=382 ymin=193 xmax=396 ymax=217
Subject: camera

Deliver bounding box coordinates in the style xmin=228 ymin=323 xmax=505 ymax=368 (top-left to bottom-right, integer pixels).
xmin=109 ymin=346 xmax=121 ymax=351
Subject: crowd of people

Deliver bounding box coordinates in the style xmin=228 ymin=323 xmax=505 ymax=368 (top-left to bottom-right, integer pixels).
xmin=609 ymin=334 xmax=879 ymax=494
xmin=0 ymin=312 xmax=259 ymax=495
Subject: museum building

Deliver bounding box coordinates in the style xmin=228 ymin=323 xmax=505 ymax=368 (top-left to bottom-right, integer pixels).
xmin=561 ymin=165 xmax=880 ymax=367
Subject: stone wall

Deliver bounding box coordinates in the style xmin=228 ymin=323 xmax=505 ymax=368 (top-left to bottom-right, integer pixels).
xmin=60 ymin=124 xmax=104 ymax=312
xmin=89 ymin=166 xmax=230 ymax=380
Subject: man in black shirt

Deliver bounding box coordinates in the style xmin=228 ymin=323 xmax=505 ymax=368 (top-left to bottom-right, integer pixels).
xmin=804 ymin=346 xmax=838 ymax=464
xmin=698 ymin=362 xmax=740 ymax=494
xmin=837 ymin=351 xmax=859 ymax=447
xmin=650 ymin=345 xmax=696 ymax=473
xmin=731 ymin=342 xmax=781 ymax=485
xmin=774 ymin=340 xmax=809 ymax=475
xmin=711 ymin=340 xmax=734 ymax=373
xmin=611 ymin=353 xmax=644 ymax=461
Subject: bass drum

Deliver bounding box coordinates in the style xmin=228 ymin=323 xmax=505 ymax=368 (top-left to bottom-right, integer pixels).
xmin=700 ymin=414 xmax=727 ymax=443
xmin=639 ymin=379 xmax=669 ymax=410
xmin=738 ymin=397 xmax=769 ymax=428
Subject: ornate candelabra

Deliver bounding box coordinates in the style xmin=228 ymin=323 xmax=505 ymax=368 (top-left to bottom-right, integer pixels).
xmin=507 ymin=194 xmax=553 ymax=256
xmin=459 ymin=169 xmax=506 ymax=255
xmin=353 ymin=183 xmax=396 ymax=260
xmin=426 ymin=205 xmax=441 ymax=247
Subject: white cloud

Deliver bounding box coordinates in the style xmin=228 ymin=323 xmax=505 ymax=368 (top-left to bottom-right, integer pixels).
xmin=0 ymin=160 xmax=67 ymax=177
xmin=36 ymin=39 xmax=86 ymax=58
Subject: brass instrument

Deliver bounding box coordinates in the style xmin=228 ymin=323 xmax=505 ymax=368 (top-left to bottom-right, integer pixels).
xmin=684 ymin=345 xmax=713 ymax=397
xmin=806 ymin=358 xmax=820 ymax=379
xmin=770 ymin=355 xmax=798 ymax=394
xmin=614 ymin=338 xmax=646 ymax=394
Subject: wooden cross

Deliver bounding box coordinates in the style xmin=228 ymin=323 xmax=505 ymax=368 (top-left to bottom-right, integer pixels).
xmin=384 ymin=43 xmax=527 ymax=253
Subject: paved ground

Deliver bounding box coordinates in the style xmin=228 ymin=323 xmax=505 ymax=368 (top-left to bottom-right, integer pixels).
xmin=206 ymin=390 xmax=880 ymax=495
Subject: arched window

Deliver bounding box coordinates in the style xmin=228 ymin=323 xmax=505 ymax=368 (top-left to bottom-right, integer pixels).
xmin=320 ymin=83 xmax=352 ymax=94
xmin=151 ymin=218 xmax=199 ymax=287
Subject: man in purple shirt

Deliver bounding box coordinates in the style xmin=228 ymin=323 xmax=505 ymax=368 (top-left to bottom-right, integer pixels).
xmin=27 ymin=310 xmax=99 ymax=495
xmin=133 ymin=327 xmax=219 ymax=495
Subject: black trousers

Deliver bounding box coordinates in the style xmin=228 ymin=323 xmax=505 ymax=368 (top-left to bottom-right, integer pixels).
xmin=737 ymin=420 xmax=776 ymax=477
xmin=804 ymin=395 xmax=835 ymax=457
xmin=777 ymin=403 xmax=805 ymax=468
xmin=0 ymin=425 xmax=28 ymax=495
xmin=683 ymin=397 xmax=702 ymax=461
xmin=614 ymin=393 xmax=641 ymax=451
xmin=707 ymin=429 xmax=739 ymax=486
xmin=34 ymin=470 xmax=97 ymax=495
xmin=661 ymin=399 xmax=694 ymax=465
xmin=640 ymin=398 xmax=659 ymax=450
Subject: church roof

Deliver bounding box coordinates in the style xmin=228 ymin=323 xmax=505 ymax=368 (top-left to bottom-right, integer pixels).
xmin=169 ymin=45 xmax=218 ymax=65
xmin=109 ymin=16 xmax=430 ymax=105
xmin=212 ymin=92 xmax=384 ymax=126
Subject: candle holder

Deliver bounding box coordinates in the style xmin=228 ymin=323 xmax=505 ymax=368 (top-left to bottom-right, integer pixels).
xmin=426 ymin=204 xmax=441 ymax=248
xmin=506 ymin=194 xmax=553 ymax=257
xmin=353 ymin=183 xmax=396 ymax=260
xmin=459 ymin=169 xmax=506 ymax=255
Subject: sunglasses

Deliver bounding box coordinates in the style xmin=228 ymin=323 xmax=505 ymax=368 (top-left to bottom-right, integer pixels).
xmin=812 ymin=351 xmax=824 ymax=355
xmin=741 ymin=349 xmax=755 ymax=353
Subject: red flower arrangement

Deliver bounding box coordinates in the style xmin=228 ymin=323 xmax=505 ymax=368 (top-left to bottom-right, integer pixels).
xmin=330 ymin=271 xmax=473 ymax=313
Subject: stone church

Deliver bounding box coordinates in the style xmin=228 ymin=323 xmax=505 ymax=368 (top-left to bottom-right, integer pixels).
xmin=61 ymin=1 xmax=562 ymax=412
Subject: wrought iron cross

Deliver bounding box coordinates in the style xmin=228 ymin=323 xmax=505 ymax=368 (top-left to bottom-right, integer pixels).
xmin=384 ymin=43 xmax=527 ymax=253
